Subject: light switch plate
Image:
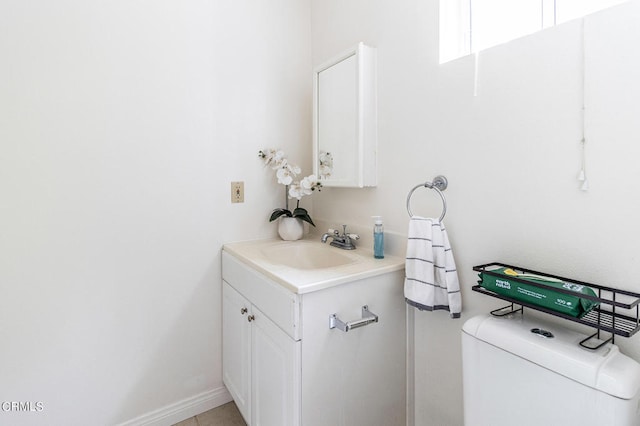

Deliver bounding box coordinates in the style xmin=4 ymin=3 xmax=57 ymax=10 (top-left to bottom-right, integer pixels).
xmin=231 ymin=182 xmax=244 ymax=203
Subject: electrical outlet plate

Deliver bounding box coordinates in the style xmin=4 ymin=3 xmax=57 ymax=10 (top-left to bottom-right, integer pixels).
xmin=231 ymin=181 xmax=244 ymax=203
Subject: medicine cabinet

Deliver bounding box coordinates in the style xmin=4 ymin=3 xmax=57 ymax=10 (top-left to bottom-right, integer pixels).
xmin=313 ymin=42 xmax=377 ymax=188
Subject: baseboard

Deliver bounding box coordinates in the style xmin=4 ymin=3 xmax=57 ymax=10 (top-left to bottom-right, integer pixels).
xmin=117 ymin=386 xmax=233 ymax=426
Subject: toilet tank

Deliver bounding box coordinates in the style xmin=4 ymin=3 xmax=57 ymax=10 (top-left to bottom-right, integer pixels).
xmin=462 ymin=314 xmax=640 ymax=426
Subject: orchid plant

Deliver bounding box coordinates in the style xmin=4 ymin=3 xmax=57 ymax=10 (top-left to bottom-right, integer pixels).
xmin=258 ymin=148 xmax=325 ymax=227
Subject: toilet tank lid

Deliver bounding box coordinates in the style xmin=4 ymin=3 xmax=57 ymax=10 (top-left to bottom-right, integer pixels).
xmin=463 ymin=314 xmax=640 ymax=400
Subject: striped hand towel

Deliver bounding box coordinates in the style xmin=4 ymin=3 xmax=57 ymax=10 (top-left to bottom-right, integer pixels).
xmin=404 ymin=216 xmax=461 ymax=318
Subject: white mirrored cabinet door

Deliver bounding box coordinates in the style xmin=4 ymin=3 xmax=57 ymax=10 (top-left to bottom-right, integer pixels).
xmin=313 ymin=42 xmax=377 ymax=188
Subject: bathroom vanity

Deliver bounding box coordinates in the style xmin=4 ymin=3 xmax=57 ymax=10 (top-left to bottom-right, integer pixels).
xmin=222 ymin=239 xmax=406 ymax=426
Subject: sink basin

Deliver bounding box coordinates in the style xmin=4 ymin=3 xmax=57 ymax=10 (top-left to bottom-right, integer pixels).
xmin=260 ymin=241 xmax=357 ymax=269
xmin=224 ymin=238 xmax=404 ymax=293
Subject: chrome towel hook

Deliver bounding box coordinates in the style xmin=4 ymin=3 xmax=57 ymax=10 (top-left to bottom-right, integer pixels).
xmin=406 ymin=175 xmax=448 ymax=221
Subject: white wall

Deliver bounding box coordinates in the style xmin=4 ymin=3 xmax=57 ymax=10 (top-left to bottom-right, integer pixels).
xmin=0 ymin=1 xmax=310 ymax=425
xmin=310 ymin=0 xmax=640 ymax=425
xmin=4 ymin=0 xmax=640 ymax=424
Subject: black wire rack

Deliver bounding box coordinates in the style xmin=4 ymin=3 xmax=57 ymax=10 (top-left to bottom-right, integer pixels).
xmin=473 ymin=262 xmax=640 ymax=350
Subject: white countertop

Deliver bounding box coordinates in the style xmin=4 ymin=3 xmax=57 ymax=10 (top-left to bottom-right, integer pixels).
xmin=223 ymin=238 xmax=405 ymax=294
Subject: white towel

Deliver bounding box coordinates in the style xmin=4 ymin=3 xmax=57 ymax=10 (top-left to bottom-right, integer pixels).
xmin=404 ymin=216 xmax=461 ymax=318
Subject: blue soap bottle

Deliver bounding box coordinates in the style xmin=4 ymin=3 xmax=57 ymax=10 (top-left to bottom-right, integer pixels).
xmin=372 ymin=216 xmax=384 ymax=259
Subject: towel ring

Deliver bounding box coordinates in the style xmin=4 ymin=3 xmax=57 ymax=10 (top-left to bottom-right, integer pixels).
xmin=406 ymin=175 xmax=448 ymax=221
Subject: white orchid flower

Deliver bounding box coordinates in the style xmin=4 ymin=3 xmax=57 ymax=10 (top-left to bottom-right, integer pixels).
xmin=308 ymin=174 xmax=319 ymax=184
xmin=258 ymin=148 xmax=321 ymax=228
xmin=271 ymin=157 xmax=285 ymax=170
xmin=298 ymin=175 xmax=317 ymax=196
xmin=273 ymin=150 xmax=286 ymax=164
xmin=260 ymin=148 xmax=277 ymax=166
xmin=276 ymin=167 xmax=294 ymax=185
xmin=288 ymin=183 xmax=303 ymax=200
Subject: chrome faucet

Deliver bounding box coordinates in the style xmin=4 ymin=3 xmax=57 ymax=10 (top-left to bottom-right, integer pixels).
xmin=321 ymin=225 xmax=359 ymax=250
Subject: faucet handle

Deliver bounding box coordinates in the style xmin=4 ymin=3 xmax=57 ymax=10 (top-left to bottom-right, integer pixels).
xmin=348 ymin=233 xmax=360 ymax=240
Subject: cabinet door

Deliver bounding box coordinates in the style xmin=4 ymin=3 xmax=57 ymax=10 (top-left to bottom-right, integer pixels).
xmin=222 ymin=282 xmax=251 ymax=423
xmin=251 ymin=305 xmax=301 ymax=426
xmin=313 ymin=42 xmax=377 ymax=188
xmin=300 ymin=271 xmax=406 ymax=426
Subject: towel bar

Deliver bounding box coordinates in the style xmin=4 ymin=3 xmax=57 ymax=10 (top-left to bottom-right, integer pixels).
xmin=329 ymin=305 xmax=379 ymax=332
xmin=406 ymin=175 xmax=448 ymax=221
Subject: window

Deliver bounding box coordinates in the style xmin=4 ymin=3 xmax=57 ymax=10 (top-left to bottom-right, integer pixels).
xmin=440 ymin=0 xmax=627 ymax=63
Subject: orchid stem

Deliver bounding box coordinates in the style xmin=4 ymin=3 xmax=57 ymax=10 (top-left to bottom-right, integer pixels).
xmin=285 ymin=185 xmax=289 ymax=211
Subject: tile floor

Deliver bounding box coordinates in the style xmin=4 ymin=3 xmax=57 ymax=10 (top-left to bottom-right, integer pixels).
xmin=173 ymin=401 xmax=246 ymax=426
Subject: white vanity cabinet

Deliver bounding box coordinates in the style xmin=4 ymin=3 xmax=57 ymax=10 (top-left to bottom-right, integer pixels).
xmin=222 ymin=283 xmax=251 ymax=419
xmin=222 ymin=244 xmax=406 ymax=426
xmin=223 ymin=283 xmax=301 ymax=426
xmin=222 ymin=254 xmax=301 ymax=426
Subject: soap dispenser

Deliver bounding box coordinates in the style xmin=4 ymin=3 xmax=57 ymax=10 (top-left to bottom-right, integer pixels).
xmin=372 ymin=216 xmax=384 ymax=259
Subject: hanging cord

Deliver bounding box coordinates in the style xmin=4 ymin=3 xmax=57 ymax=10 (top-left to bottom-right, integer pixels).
xmin=579 ymin=137 xmax=588 ymax=190
xmin=578 ymin=18 xmax=589 ymax=191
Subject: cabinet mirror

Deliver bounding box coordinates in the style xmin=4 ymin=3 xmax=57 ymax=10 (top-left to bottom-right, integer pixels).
xmin=313 ymin=43 xmax=377 ymax=188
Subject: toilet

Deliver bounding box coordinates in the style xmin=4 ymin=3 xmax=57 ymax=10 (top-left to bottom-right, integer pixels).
xmin=462 ymin=314 xmax=640 ymax=425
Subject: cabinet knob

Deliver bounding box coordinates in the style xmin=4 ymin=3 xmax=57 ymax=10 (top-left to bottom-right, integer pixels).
xmin=247 ymin=315 xmax=255 ymax=322
xmin=240 ymin=307 xmax=248 ymax=315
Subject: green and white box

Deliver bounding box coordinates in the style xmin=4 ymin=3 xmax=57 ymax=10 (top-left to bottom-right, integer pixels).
xmin=479 ymin=268 xmax=598 ymax=318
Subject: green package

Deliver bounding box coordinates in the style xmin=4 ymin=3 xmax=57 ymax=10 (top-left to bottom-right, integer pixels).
xmin=479 ymin=268 xmax=598 ymax=318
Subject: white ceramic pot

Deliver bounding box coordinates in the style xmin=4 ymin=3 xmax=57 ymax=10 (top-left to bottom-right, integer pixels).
xmin=278 ymin=217 xmax=304 ymax=241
